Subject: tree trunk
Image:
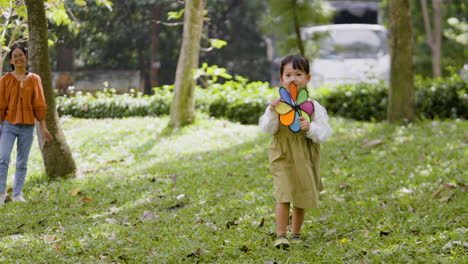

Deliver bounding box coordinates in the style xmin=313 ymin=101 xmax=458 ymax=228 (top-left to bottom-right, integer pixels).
xmin=420 ymin=0 xmax=442 ymax=78
xmin=25 ymin=0 xmax=77 ymax=178
xmin=387 ymin=0 xmax=415 ymax=122
xmin=432 ymin=0 xmax=442 ymax=78
xmin=56 ymin=44 xmax=75 ymax=72
xmin=291 ymin=0 xmax=304 ymax=56
xmin=168 ymin=0 xmax=205 ymax=128
xmin=149 ymin=3 xmax=162 ymax=93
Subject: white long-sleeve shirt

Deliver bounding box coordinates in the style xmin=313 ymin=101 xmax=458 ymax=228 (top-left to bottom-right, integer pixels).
xmin=258 ymin=100 xmax=332 ymax=142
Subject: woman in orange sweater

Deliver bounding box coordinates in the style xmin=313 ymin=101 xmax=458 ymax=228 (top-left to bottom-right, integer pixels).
xmin=0 ymin=46 xmax=52 ymax=205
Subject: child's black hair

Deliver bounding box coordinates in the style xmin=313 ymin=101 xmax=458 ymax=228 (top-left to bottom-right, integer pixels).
xmin=9 ymin=46 xmax=28 ymax=72
xmin=280 ymin=54 xmax=310 ymax=76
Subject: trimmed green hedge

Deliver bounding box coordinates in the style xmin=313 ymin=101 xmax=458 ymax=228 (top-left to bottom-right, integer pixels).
xmin=314 ymin=74 xmax=467 ymax=121
xmin=57 ymin=74 xmax=467 ymax=123
xmin=57 ymin=81 xmax=276 ymax=124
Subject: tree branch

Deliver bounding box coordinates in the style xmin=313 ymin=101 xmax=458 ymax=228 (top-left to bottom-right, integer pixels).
xmin=153 ymin=20 xmax=183 ymax=26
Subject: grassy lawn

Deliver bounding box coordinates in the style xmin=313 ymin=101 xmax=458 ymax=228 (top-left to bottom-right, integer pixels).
xmin=0 ymin=114 xmax=466 ymax=263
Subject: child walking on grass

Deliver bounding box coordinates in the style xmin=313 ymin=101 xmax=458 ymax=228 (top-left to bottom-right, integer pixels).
xmin=259 ymin=54 xmax=332 ymax=248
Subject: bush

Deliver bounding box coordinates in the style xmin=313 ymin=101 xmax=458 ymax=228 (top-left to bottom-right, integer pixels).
xmin=415 ymin=74 xmax=467 ymax=119
xmin=314 ymin=74 xmax=467 ymax=121
xmin=313 ymin=82 xmax=387 ymax=121
xmin=57 ymin=82 xmax=276 ymax=124
xmin=57 ymin=75 xmax=466 ymax=122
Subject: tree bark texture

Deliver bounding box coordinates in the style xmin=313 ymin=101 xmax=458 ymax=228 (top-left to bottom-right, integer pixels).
xmin=25 ymin=0 xmax=77 ymax=178
xmin=388 ymin=0 xmax=416 ymax=122
xmin=150 ymin=3 xmax=162 ymax=92
xmin=168 ymin=0 xmax=205 ymax=128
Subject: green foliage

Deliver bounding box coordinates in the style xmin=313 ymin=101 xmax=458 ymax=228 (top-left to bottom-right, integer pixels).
xmin=415 ymin=73 xmax=468 ymax=119
xmin=314 ymin=74 xmax=467 ymax=121
xmin=201 ymin=81 xmax=276 ymax=124
xmin=0 ymin=116 xmax=466 ymax=262
xmin=58 ymin=74 xmax=466 ymax=122
xmin=57 ymin=81 xmax=277 ymax=124
xmin=261 ymin=0 xmax=333 ymax=57
xmin=314 ymin=82 xmax=388 ymax=121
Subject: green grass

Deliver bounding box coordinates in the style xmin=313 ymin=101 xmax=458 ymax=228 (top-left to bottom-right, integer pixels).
xmin=0 ymin=114 xmax=466 ymax=263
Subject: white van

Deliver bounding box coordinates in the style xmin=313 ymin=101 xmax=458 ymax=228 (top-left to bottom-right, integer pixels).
xmin=302 ymin=24 xmax=389 ymax=89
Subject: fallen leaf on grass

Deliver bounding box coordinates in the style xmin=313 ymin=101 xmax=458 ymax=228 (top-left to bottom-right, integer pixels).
xmin=364 ymin=139 xmax=383 ymax=147
xmin=141 ymin=211 xmax=158 ymax=222
xmin=53 ymin=243 xmax=62 ymax=251
xmin=44 ymin=235 xmax=60 ymax=243
xmin=240 ymin=245 xmax=251 ymax=253
xmin=258 ymin=217 xmax=265 ymax=228
xmin=442 ymin=241 xmax=468 ymax=249
xmin=226 ymin=219 xmax=238 ymax=229
xmin=339 ymin=182 xmax=351 ymax=190
xmin=186 ymin=248 xmax=202 ymax=258
xmin=324 ymin=229 xmax=337 ymax=236
xmin=69 ymin=188 xmax=81 ymax=196
xmin=78 ymin=196 xmax=94 ymax=203
xmin=334 ymin=196 xmax=345 ymax=202
xmin=105 ymin=218 xmax=119 ymax=225
xmin=379 ymin=231 xmax=390 ymax=237
xmin=105 ymin=159 xmax=125 ymax=164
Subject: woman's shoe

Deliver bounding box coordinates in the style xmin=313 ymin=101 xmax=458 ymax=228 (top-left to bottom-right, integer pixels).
xmin=12 ymin=194 xmax=26 ymax=202
xmin=0 ymin=193 xmax=7 ymax=205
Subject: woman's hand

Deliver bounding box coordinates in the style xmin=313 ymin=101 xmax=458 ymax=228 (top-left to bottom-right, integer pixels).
xmin=298 ymin=116 xmax=310 ymax=132
xmin=39 ymin=120 xmax=52 ymax=142
xmin=42 ymin=127 xmax=52 ymax=142
xmin=269 ymin=98 xmax=281 ymax=111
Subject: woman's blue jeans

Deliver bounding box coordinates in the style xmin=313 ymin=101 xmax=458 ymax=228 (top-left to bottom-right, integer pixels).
xmin=0 ymin=121 xmax=35 ymax=196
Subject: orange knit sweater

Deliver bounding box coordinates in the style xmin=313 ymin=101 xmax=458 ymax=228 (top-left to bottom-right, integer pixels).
xmin=0 ymin=72 xmax=47 ymax=125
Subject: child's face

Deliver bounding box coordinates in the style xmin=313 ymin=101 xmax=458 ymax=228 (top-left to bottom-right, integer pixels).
xmin=280 ymin=62 xmax=311 ymax=89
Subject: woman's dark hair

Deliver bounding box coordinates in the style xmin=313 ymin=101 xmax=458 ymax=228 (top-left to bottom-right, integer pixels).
xmin=280 ymin=54 xmax=310 ymax=76
xmin=9 ymin=46 xmax=28 ymax=72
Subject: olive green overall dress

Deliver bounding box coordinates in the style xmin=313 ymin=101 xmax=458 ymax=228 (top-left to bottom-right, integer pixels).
xmin=269 ymin=123 xmax=324 ymax=209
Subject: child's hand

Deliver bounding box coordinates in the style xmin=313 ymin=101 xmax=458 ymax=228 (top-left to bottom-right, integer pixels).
xmin=269 ymin=98 xmax=281 ymax=111
xmin=298 ymin=116 xmax=310 ymax=132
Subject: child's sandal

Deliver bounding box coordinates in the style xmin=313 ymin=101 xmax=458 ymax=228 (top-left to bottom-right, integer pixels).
xmin=274 ymin=234 xmax=289 ymax=249
xmin=290 ymin=233 xmax=304 ymax=244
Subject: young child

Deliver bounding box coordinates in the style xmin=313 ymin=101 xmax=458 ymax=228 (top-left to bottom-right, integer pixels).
xmin=259 ymin=54 xmax=332 ymax=248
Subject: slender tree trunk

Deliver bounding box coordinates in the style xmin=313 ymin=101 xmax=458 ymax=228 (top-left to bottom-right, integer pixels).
xmin=432 ymin=0 xmax=442 ymax=78
xmin=420 ymin=0 xmax=442 ymax=78
xmin=25 ymin=0 xmax=77 ymax=178
xmin=168 ymin=0 xmax=205 ymax=128
xmin=138 ymin=48 xmax=150 ymax=93
xmin=150 ymin=3 xmax=162 ymax=93
xmin=291 ymin=0 xmax=304 ymax=56
xmin=388 ymin=0 xmax=415 ymax=122
xmin=56 ymin=44 xmax=75 ymax=72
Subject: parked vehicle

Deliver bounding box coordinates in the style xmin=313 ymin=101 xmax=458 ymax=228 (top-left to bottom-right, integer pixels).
xmin=302 ymin=23 xmax=389 ymax=89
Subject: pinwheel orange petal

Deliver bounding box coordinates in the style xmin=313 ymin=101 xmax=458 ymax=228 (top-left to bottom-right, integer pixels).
xmin=280 ymin=110 xmax=296 ymax=126
xmin=289 ymin=83 xmax=298 ymax=102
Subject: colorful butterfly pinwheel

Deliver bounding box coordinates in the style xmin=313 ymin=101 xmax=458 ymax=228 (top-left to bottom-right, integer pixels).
xmin=274 ymin=83 xmax=315 ymax=133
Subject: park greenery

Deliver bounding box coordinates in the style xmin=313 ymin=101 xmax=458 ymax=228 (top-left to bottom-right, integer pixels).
xmin=0 ymin=0 xmax=466 ymax=262
xmin=0 ymin=115 xmax=466 ymax=262
xmin=56 ymin=72 xmax=467 ymax=123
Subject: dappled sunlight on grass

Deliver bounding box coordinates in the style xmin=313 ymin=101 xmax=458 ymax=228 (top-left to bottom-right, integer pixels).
xmin=0 ymin=116 xmax=466 ymax=262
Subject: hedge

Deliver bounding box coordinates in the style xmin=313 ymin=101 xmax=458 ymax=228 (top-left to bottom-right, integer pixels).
xmin=57 ymin=74 xmax=467 ymax=123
